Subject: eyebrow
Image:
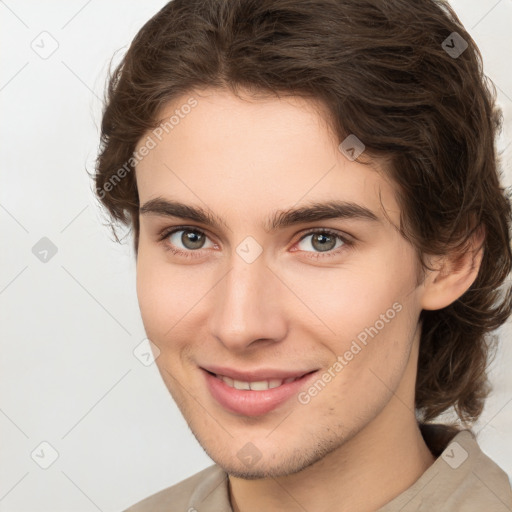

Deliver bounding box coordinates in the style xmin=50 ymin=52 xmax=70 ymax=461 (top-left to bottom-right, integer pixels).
xmin=139 ymin=197 xmax=380 ymax=232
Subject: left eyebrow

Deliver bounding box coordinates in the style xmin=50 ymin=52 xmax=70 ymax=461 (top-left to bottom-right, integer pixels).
xmin=139 ymin=197 xmax=381 ymax=233
xmin=265 ymin=200 xmax=380 ymax=232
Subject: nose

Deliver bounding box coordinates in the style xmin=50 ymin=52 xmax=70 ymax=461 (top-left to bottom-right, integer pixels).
xmin=207 ymin=249 xmax=288 ymax=352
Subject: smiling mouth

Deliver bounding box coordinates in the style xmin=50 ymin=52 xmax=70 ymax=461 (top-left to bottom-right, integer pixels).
xmin=204 ymin=370 xmax=314 ymax=391
xmin=202 ymin=368 xmax=320 ymax=416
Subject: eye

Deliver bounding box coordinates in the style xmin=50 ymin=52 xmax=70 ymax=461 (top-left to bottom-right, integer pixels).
xmin=294 ymin=229 xmax=350 ymax=258
xmin=159 ymin=227 xmax=215 ymax=259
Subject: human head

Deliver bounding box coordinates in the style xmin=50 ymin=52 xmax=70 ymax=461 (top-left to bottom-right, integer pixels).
xmin=94 ymin=0 xmax=512 ymax=445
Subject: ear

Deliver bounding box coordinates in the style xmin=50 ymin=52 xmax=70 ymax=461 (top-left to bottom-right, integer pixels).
xmin=420 ymin=226 xmax=485 ymax=311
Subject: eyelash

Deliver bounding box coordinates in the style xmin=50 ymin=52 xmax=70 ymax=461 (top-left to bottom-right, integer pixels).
xmin=157 ymin=226 xmax=353 ymax=260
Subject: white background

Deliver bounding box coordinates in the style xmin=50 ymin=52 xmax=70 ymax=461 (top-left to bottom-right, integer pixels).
xmin=1 ymin=1 xmax=511 ymax=510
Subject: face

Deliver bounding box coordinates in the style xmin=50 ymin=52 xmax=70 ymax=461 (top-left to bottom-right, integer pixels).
xmin=135 ymin=87 xmax=425 ymax=478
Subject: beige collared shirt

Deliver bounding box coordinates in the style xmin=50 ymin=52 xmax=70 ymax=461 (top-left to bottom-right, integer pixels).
xmin=123 ymin=424 xmax=512 ymax=511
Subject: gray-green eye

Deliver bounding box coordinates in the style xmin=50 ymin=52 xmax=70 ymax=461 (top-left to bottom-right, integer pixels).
xmin=167 ymin=229 xmax=214 ymax=251
xmin=296 ymin=230 xmax=345 ymax=253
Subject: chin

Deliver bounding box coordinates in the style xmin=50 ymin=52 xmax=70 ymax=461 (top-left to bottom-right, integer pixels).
xmin=198 ymin=435 xmax=340 ymax=480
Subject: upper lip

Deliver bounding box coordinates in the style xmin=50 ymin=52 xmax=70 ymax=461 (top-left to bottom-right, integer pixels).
xmin=201 ymin=365 xmax=317 ymax=381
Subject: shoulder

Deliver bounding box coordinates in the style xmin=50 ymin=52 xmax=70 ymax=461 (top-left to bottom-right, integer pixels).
xmin=439 ymin=429 xmax=512 ymax=510
xmin=379 ymin=425 xmax=512 ymax=511
xmin=122 ymin=464 xmax=230 ymax=512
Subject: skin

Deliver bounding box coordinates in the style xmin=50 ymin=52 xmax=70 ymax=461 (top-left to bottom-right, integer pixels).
xmin=134 ymin=87 xmax=483 ymax=512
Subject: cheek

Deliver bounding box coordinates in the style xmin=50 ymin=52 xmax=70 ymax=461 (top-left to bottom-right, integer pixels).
xmin=279 ymin=253 xmax=416 ymax=343
xmin=330 ymin=292 xmax=419 ymax=413
xmin=136 ymin=248 xmax=193 ymax=343
xmin=282 ymin=249 xmax=420 ymax=392
xmin=300 ymin=308 xmax=417 ymax=429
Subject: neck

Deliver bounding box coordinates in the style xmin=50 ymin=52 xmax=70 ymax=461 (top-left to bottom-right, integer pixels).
xmin=229 ymin=412 xmax=435 ymax=512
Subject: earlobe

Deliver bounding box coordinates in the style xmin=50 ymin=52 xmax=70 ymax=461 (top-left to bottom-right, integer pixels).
xmin=420 ymin=226 xmax=485 ymax=311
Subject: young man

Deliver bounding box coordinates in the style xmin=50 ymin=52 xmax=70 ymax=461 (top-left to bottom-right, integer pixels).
xmin=94 ymin=0 xmax=512 ymax=510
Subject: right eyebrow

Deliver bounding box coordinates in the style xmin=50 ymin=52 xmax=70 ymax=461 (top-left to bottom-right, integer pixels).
xmin=140 ymin=198 xmax=230 ymax=231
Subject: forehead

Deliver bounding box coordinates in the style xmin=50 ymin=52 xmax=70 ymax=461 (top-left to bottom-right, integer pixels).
xmin=135 ymin=88 xmax=401 ymax=228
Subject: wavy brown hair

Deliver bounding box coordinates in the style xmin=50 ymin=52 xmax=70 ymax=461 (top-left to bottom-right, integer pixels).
xmin=93 ymin=0 xmax=512 ymax=431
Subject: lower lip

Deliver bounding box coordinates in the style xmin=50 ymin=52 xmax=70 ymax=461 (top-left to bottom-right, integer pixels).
xmin=203 ymin=369 xmax=318 ymax=416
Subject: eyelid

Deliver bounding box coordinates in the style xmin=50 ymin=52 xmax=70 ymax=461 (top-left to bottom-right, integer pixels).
xmin=297 ymin=227 xmax=354 ymax=244
xmin=158 ymin=225 xmax=216 ymax=245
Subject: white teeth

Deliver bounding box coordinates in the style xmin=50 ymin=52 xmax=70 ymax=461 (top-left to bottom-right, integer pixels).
xmin=233 ymin=379 xmax=250 ymax=390
xmin=222 ymin=376 xmax=234 ymax=387
xmin=249 ymin=380 xmax=269 ymax=390
xmin=219 ymin=375 xmax=299 ymax=390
